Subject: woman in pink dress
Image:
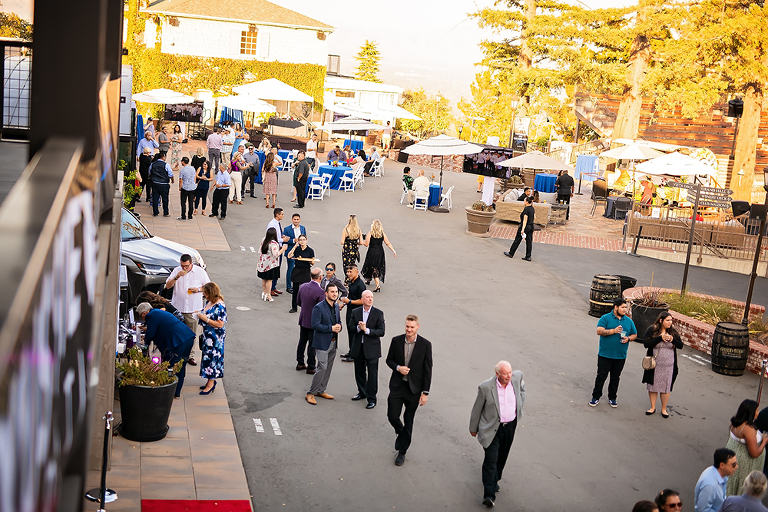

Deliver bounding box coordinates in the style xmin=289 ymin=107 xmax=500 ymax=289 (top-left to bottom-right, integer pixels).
xmin=262 ymin=152 xmax=278 ymax=209
xmin=257 ymin=228 xmax=286 ymax=302
xmin=642 ymin=311 xmax=683 ymax=418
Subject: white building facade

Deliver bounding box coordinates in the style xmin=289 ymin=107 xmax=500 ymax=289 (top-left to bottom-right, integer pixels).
xmin=141 ymin=0 xmax=334 ymax=66
xmin=324 ymin=75 xmax=415 ymax=126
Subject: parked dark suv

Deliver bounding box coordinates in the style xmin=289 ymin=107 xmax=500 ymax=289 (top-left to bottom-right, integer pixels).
xmin=120 ymin=208 xmax=206 ymax=305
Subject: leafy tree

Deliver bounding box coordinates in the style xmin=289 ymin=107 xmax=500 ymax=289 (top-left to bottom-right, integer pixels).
xmin=0 ymin=4 xmax=32 ymax=41
xmin=397 ymin=89 xmax=452 ymax=139
xmin=354 ymin=40 xmax=382 ymax=83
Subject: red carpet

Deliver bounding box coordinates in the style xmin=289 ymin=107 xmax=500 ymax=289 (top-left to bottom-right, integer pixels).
xmin=142 ymin=500 xmax=252 ymax=512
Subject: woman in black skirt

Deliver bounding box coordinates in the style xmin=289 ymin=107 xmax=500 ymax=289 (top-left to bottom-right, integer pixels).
xmin=286 ymin=234 xmax=315 ymax=313
xmin=361 ymin=219 xmax=396 ymax=292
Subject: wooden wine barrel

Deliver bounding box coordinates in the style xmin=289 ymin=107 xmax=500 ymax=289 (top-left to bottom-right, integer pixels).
xmin=711 ymin=322 xmax=750 ymax=376
xmin=588 ymin=275 xmax=621 ymax=318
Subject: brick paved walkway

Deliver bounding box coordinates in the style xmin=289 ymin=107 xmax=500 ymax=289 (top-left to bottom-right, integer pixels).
xmin=489 ymin=184 xmax=627 ymax=252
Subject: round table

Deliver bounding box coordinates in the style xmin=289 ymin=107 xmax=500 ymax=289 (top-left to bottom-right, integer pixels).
xmin=317 ymin=165 xmax=352 ymax=190
xmin=428 ymin=183 xmax=442 ymax=207
xmin=534 ymin=173 xmax=557 ymax=193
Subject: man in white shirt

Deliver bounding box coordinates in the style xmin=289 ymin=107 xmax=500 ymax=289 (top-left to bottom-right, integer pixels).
xmin=306 ymin=133 xmax=318 ymax=170
xmin=165 ymin=254 xmax=210 ymax=366
xmin=408 ymin=170 xmax=430 ymax=205
xmin=381 ymin=121 xmax=393 ymax=150
xmin=470 ymin=361 xmax=526 ymax=508
xmin=221 ymin=122 xmax=235 ymax=165
xmin=267 ymin=208 xmax=290 ymax=296
xmin=207 ymin=127 xmax=223 ymax=175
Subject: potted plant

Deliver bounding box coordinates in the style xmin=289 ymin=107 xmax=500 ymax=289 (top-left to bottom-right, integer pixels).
xmin=630 ymin=288 xmax=669 ymax=342
xmin=121 ymin=160 xmax=141 ymax=212
xmin=466 ymin=200 xmax=496 ymax=234
xmin=115 ymin=347 xmax=183 ymax=442
xmin=502 ymin=174 xmax=525 ymax=192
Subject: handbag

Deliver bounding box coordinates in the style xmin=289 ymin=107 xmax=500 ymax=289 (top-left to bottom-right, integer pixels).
xmin=642 ymin=339 xmax=664 ymax=370
xmin=198 ymin=333 xmax=204 ymax=351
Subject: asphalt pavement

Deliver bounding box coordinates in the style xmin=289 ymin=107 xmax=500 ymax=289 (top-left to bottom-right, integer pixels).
xmin=201 ymin=163 xmax=766 ymax=512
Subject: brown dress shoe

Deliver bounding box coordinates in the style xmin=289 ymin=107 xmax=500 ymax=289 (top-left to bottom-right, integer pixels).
xmin=305 ymin=394 xmax=317 ymax=405
xmin=274 ymin=289 xmax=283 ymax=295
xmin=316 ymin=392 xmax=334 ymax=400
xmin=270 ymin=290 xmax=279 ymax=296
xmin=306 ymin=368 xmax=316 ymax=374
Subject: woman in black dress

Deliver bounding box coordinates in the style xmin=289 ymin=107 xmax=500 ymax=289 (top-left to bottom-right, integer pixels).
xmin=194 ymin=161 xmax=213 ymax=216
xmin=361 ymin=219 xmax=396 ymax=292
xmin=287 ymin=234 xmax=315 ymax=312
xmin=340 ymin=215 xmax=362 ymax=282
xmin=139 ymin=147 xmax=154 ymax=202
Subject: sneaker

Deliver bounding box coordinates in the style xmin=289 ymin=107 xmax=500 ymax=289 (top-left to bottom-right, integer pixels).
xmin=589 ymin=398 xmax=599 ymax=407
xmin=609 ymin=399 xmax=618 ymax=408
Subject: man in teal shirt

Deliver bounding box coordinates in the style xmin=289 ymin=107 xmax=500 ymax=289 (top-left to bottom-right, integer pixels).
xmin=590 ymin=298 xmax=637 ymax=408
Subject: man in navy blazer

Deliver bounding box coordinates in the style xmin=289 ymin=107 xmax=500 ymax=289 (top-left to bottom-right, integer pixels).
xmin=386 ymin=314 xmax=432 ymax=467
xmin=307 ymin=283 xmax=342 ymax=405
xmin=282 ymin=213 xmax=306 ymax=292
xmin=348 ymin=290 xmax=385 ymax=409
xmin=137 ymin=302 xmax=195 ymax=397
xmin=296 ymin=268 xmax=326 ymax=374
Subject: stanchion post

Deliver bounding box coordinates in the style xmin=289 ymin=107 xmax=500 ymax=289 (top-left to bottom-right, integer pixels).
xmin=85 ymin=411 xmax=117 ymax=510
xmin=758 ymin=360 xmax=767 ymax=407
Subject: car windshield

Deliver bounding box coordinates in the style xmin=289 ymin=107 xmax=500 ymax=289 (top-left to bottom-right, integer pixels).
xmin=121 ymin=209 xmax=151 ymax=241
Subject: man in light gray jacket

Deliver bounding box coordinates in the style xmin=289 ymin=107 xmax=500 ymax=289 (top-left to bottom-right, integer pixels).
xmin=469 ymin=361 xmax=525 ymax=508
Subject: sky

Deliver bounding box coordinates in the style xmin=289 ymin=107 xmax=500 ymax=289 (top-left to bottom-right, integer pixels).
xmin=5 ymin=0 xmax=630 ymax=106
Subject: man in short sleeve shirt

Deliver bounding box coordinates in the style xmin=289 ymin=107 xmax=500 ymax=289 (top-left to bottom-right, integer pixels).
xmin=590 ymin=298 xmax=637 ymax=408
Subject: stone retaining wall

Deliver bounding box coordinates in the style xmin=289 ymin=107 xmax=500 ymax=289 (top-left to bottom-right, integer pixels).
xmin=623 ymin=287 xmax=768 ymax=374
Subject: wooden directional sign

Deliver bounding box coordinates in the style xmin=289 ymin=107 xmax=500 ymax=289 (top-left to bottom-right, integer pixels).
xmin=698 ymin=200 xmax=731 ymax=208
xmin=699 ymin=193 xmax=733 ymax=202
xmin=666 ymin=182 xmax=733 ymax=195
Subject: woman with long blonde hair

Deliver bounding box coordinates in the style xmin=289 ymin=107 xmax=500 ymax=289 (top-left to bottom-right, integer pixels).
xmin=361 ymin=219 xmax=396 ymax=292
xmin=340 ymin=215 xmax=363 ymax=279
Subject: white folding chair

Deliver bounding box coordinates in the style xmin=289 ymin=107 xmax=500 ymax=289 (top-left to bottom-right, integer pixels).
xmin=321 ymin=174 xmax=332 ymax=198
xmin=413 ymin=190 xmax=429 ymax=211
xmin=400 ymin=183 xmax=408 ymax=205
xmin=439 ymin=185 xmax=454 ymax=210
xmin=339 ymin=170 xmax=355 ymax=192
xmin=280 ymin=154 xmax=294 ymax=172
xmin=307 ymin=175 xmax=324 ymax=200
xmin=370 ymin=158 xmax=383 ymax=177
xmin=352 ymin=163 xmax=365 ymax=190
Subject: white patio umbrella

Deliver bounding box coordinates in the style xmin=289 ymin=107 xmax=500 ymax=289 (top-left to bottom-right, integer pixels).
xmin=216 ymin=95 xmax=276 ymax=114
xmin=635 ymin=151 xmax=717 ymax=177
xmin=132 ymin=88 xmax=195 ymax=104
xmin=233 ymin=78 xmax=313 ymax=102
xmin=600 ymin=143 xmax=664 ymax=160
xmin=497 ymin=150 xmax=574 ymax=172
xmin=403 ymin=135 xmax=484 ymax=212
xmin=316 ymin=117 xmax=386 ymax=131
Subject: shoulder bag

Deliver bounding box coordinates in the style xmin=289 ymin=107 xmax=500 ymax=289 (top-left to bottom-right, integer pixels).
xmin=642 ymin=338 xmax=663 ymax=370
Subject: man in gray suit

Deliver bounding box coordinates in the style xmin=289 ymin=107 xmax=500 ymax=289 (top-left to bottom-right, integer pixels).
xmin=469 ymin=361 xmax=526 ymax=508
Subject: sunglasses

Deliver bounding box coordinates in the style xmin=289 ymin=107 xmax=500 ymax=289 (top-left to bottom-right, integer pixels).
xmin=666 ymin=503 xmax=682 ymax=509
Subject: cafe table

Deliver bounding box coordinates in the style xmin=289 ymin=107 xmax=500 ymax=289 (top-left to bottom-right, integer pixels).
xmin=317 ymin=164 xmax=352 ymax=190
xmin=533 ymin=173 xmax=557 ymax=193
xmin=428 ymin=183 xmax=442 ymax=207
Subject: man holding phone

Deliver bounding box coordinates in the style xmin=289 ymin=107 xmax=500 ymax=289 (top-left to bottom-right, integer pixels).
xmin=590 ymin=298 xmax=637 ymax=408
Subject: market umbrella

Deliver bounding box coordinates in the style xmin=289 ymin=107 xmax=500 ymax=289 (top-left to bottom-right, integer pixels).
xmin=497 ymin=150 xmax=574 ymax=172
xmin=216 ymin=95 xmax=276 ymax=114
xmin=599 ymin=143 xmax=664 ymax=160
xmin=317 ymin=117 xmax=386 ymax=151
xmin=403 ymin=134 xmax=484 ymax=212
xmin=132 ymin=88 xmax=195 ymax=104
xmin=233 ymin=78 xmax=313 ymax=103
xmin=635 ymin=151 xmax=717 ymax=177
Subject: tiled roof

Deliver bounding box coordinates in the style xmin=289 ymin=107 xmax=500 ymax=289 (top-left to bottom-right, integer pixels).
xmin=143 ymin=0 xmax=335 ymax=31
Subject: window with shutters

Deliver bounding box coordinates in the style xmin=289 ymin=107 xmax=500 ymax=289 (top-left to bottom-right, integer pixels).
xmin=240 ymin=30 xmax=257 ymax=55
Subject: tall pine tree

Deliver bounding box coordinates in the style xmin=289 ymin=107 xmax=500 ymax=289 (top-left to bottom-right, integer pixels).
xmin=354 ymin=40 xmax=382 ymax=83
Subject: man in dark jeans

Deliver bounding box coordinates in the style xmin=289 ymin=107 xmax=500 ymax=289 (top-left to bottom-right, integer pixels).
xmin=149 ymin=152 xmax=174 ymax=217
xmin=555 ymin=169 xmax=575 ymax=219
xmin=590 ymin=298 xmax=637 ymax=408
xmin=177 ymin=156 xmax=196 ymax=220
xmin=294 ymin=150 xmax=310 ymax=209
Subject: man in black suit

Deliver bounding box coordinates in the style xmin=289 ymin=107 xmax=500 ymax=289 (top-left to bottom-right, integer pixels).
xmin=348 ymin=290 xmax=386 ymax=409
xmin=386 ymin=314 xmax=433 ymax=466
xmin=555 ymin=169 xmax=575 ymax=219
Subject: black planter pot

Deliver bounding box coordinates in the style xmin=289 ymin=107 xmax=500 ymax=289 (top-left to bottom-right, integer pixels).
xmin=631 ymin=304 xmax=669 ymax=342
xmin=118 ymin=380 xmax=176 ymax=442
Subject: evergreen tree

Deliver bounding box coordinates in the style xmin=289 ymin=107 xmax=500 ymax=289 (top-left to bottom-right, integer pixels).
xmin=0 ymin=3 xmax=32 ymax=41
xmin=354 ymin=40 xmax=382 ymax=83
xmin=398 ymin=89 xmax=452 ymax=138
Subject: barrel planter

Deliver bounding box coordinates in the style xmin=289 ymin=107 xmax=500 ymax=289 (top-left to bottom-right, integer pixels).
xmin=711 ymin=322 xmax=750 ymax=376
xmin=631 ymin=303 xmax=669 ymax=342
xmin=465 ymin=206 xmax=496 ymax=234
xmin=118 ymin=379 xmax=177 ymax=442
xmin=588 ymin=275 xmax=622 ymax=318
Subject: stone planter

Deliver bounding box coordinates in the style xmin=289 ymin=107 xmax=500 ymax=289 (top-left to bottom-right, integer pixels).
xmin=466 ymin=206 xmax=496 ymax=234
xmin=117 ymin=379 xmax=177 ymax=442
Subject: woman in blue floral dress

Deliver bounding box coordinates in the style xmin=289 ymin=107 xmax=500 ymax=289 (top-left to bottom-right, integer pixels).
xmin=196 ymin=282 xmax=227 ymax=395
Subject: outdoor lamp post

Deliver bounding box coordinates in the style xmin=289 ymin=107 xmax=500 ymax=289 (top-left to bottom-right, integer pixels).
xmin=458 ymin=126 xmax=463 ymax=140
xmin=507 ymin=96 xmax=520 ymax=149
xmin=742 ymin=166 xmax=768 ymax=326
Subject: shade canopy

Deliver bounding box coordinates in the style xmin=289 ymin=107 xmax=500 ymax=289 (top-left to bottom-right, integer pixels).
xmin=328 ymin=102 xmax=421 ymax=121
xmin=233 ymin=78 xmax=313 ymax=103
xmin=635 ymin=151 xmax=717 ymax=176
xmin=600 ymin=143 xmax=664 ymax=160
xmin=402 ymin=134 xmax=483 ymax=156
xmin=497 ymin=150 xmax=574 ymax=172
xmin=216 ymin=95 xmax=276 ymax=114
xmin=316 ymin=117 xmax=386 ymax=132
xmin=132 ymin=88 xmax=195 ymax=104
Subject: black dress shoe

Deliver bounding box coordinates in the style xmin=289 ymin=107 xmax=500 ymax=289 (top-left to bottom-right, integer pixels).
xmin=340 ymin=352 xmax=351 ymax=358
xmin=522 ymin=257 xmax=532 ymax=261
xmin=366 ymin=401 xmax=376 ymax=409
xmin=209 ymin=214 xmax=217 ymax=217
xmin=482 ymin=497 xmax=495 ymax=507
xmin=341 ymin=356 xmax=354 ymax=363
xmin=395 ymin=452 xmax=405 ymax=466
xmin=288 ymin=308 xmax=297 ymax=313
xmin=351 ymin=393 xmax=366 ymax=401
xmin=503 ymin=251 xmax=514 ymax=258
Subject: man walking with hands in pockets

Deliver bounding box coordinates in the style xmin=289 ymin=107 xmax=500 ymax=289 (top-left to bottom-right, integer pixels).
xmin=590 ymin=297 xmax=637 ymax=408
xmin=470 ymin=360 xmax=525 ymax=508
